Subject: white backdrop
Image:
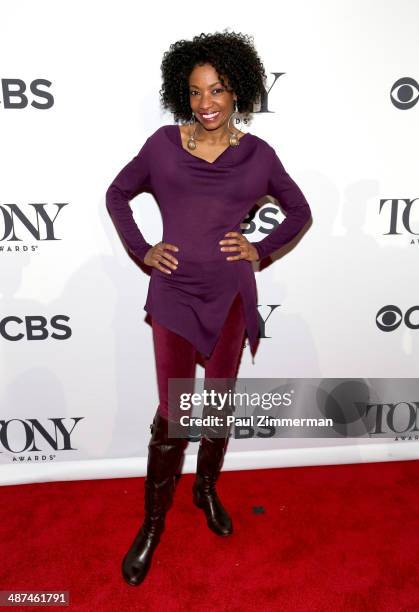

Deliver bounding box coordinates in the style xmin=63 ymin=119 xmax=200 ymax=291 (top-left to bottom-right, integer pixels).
xmin=1 ymin=0 xmax=418 ymax=485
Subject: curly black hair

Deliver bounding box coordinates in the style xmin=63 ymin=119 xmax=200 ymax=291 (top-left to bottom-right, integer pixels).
xmin=159 ymin=29 xmax=267 ymax=124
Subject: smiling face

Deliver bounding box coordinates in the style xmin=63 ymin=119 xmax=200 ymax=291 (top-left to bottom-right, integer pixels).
xmin=188 ymin=63 xmax=236 ymax=132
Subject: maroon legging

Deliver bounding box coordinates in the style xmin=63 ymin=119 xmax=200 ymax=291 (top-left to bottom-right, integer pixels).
xmin=152 ymin=292 xmax=246 ymax=421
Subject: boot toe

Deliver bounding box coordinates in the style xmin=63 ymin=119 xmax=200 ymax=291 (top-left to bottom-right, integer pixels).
xmin=208 ymin=511 xmax=233 ymax=536
xmin=122 ymin=553 xmax=150 ymax=586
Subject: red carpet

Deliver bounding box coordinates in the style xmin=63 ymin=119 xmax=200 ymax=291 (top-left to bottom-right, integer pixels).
xmin=1 ymin=459 xmax=419 ymax=611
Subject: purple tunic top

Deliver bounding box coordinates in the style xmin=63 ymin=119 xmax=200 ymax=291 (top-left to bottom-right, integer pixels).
xmin=106 ymin=124 xmax=311 ymax=361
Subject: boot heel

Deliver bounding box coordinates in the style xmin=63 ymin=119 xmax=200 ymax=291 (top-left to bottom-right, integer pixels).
xmin=193 ymin=493 xmax=203 ymax=509
xmin=192 ymin=483 xmax=202 ymax=507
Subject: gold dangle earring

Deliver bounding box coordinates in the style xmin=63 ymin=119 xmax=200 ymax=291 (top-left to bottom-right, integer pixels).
xmin=187 ymin=112 xmax=198 ymax=150
xmin=228 ymin=99 xmax=240 ymax=147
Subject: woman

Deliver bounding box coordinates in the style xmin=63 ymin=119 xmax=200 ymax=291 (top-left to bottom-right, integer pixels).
xmin=106 ymin=30 xmax=312 ymax=587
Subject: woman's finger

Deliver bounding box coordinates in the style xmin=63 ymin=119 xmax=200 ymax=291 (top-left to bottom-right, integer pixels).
xmin=162 ymin=242 xmax=179 ymax=253
xmin=156 ymin=259 xmax=173 ymax=274
xmin=160 ymin=251 xmax=178 ymax=269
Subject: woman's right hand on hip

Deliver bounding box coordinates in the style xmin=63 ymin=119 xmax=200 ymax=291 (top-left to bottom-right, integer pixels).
xmin=144 ymin=242 xmax=179 ymax=274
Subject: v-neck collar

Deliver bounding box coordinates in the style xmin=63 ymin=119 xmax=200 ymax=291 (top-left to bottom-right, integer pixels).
xmin=168 ymin=124 xmax=251 ymax=166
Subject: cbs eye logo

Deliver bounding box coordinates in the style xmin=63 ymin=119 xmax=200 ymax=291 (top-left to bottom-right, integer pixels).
xmin=390 ymin=77 xmax=419 ymax=110
xmin=376 ymin=305 xmax=419 ymax=331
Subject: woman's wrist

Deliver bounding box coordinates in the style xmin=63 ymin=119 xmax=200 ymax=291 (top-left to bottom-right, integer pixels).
xmin=133 ymin=242 xmax=154 ymax=264
xmin=249 ymin=241 xmax=262 ymax=261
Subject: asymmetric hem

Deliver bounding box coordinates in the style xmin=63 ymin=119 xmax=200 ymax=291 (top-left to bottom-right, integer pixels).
xmin=106 ymin=124 xmax=311 ymax=363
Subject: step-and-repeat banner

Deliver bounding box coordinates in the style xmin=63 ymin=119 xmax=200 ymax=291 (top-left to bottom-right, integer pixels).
xmin=1 ymin=1 xmax=418 ymax=485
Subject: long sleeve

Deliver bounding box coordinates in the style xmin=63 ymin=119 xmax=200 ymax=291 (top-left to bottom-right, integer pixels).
xmin=105 ymin=138 xmax=154 ymax=263
xmin=250 ymin=148 xmax=312 ymax=261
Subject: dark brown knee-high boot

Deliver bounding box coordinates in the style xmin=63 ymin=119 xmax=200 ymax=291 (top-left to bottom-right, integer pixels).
xmin=122 ymin=412 xmax=188 ymax=586
xmin=192 ymin=432 xmax=233 ymax=536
